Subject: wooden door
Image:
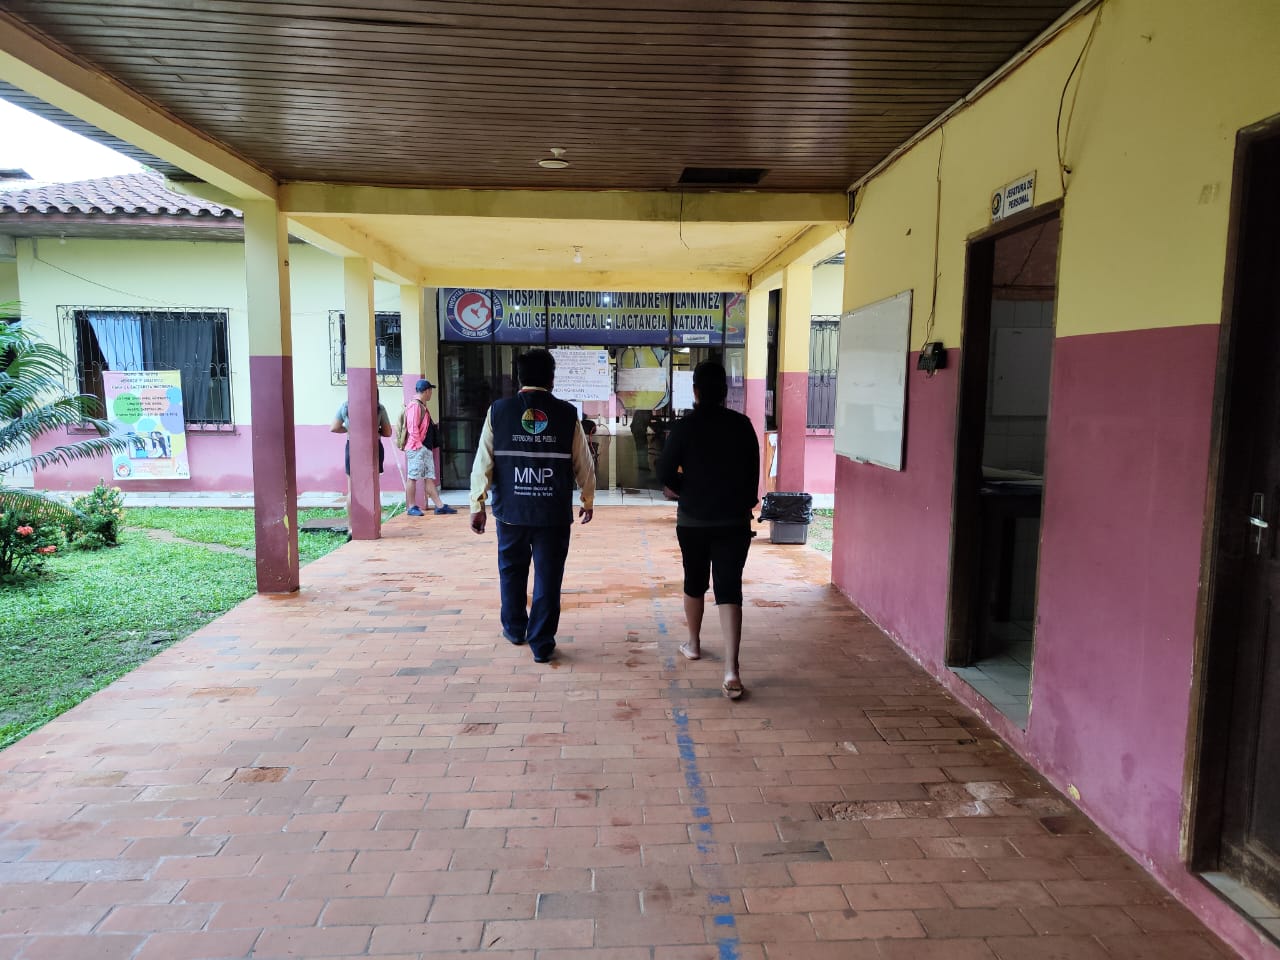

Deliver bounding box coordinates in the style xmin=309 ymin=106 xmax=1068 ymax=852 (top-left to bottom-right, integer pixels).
xmin=1217 ymin=131 xmax=1280 ymax=901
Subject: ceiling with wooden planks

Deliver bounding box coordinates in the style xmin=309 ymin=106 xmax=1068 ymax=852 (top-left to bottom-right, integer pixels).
xmin=1 ymin=0 xmax=1080 ymax=192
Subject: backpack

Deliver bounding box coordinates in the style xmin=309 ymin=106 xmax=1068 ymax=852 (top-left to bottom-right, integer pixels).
xmin=395 ymin=398 xmax=425 ymax=450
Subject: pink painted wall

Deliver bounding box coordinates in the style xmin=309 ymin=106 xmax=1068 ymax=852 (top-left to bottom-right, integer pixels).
xmin=1023 ymin=325 xmax=1264 ymax=952
xmin=35 ymin=425 xmax=355 ymax=495
xmin=831 ymin=352 xmax=958 ymax=659
xmin=830 ymin=328 xmax=1276 ymax=958
xmin=804 ymin=432 xmax=836 ymax=496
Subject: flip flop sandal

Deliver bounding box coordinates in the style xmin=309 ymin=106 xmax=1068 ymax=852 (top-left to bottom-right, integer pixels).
xmin=679 ymin=644 xmax=701 ymax=661
xmin=722 ymin=680 xmax=745 ymax=700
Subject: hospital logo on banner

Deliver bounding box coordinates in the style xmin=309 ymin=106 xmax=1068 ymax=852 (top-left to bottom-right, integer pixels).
xmin=445 ymin=289 xmax=504 ymax=340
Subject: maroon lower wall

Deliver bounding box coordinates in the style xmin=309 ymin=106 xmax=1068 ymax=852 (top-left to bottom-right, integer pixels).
xmin=1031 ymin=325 xmax=1218 ymax=857
xmin=1024 ymin=325 xmax=1269 ymax=955
xmin=831 ymin=327 xmax=1277 ymax=957
xmin=831 ymin=354 xmax=959 ymax=660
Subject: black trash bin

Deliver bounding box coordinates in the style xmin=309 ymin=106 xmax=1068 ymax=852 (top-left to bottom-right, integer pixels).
xmin=758 ymin=492 xmax=813 ymax=544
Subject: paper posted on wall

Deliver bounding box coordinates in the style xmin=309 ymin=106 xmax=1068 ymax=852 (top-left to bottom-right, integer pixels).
xmin=102 ymin=370 xmax=190 ymax=480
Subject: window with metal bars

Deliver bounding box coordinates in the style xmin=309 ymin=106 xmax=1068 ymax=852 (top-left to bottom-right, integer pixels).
xmin=808 ymin=316 xmax=840 ymax=429
xmin=330 ymin=311 xmax=403 ymax=385
xmin=60 ymin=306 xmax=233 ymax=430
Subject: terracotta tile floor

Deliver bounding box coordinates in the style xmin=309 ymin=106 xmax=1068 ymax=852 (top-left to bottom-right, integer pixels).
xmin=0 ymin=507 xmax=1235 ymax=959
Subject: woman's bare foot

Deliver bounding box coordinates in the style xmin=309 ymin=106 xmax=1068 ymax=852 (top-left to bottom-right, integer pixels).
xmin=722 ymin=676 xmax=745 ymax=699
xmin=678 ymin=643 xmax=701 ymax=661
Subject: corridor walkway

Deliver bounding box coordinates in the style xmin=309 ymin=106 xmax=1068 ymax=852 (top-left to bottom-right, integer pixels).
xmin=0 ymin=508 xmax=1232 ymax=959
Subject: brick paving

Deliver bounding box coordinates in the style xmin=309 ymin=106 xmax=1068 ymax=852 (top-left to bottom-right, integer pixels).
xmin=0 ymin=507 xmax=1234 ymax=959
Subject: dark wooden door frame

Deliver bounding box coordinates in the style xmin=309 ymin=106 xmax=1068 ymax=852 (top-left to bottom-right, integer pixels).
xmin=945 ymin=238 xmax=993 ymax=667
xmin=1184 ymin=111 xmax=1280 ymax=872
xmin=947 ymin=203 xmax=1064 ymax=670
xmin=945 ymin=202 xmax=1064 ymax=668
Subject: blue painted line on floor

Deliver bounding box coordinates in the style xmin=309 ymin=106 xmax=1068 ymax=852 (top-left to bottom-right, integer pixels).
xmin=640 ymin=529 xmax=741 ymax=960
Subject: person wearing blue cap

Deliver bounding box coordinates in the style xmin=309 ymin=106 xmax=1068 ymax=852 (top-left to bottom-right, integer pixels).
xmin=403 ymin=378 xmax=454 ymax=516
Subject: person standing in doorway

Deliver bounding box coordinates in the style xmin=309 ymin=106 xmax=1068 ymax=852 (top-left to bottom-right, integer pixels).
xmin=403 ymin=379 xmax=455 ymax=516
xmin=657 ymin=360 xmax=759 ymax=699
xmin=469 ymin=349 xmax=596 ymax=664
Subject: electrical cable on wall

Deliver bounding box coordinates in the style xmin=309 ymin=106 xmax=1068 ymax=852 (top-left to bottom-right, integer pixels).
xmin=33 ymin=244 xmax=178 ymax=307
xmin=919 ymin=127 xmax=945 ymax=375
xmin=31 ymin=241 xmax=396 ymax=319
xmin=1057 ymin=5 xmax=1104 ymax=194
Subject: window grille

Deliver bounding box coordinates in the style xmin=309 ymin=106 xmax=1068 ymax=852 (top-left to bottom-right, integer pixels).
xmin=59 ymin=306 xmax=233 ymax=430
xmin=330 ymin=311 xmax=403 ymax=385
xmin=808 ymin=316 xmax=840 ymax=429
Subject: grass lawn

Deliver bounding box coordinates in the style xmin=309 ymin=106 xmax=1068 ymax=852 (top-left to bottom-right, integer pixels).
xmin=0 ymin=507 xmax=351 ymax=750
xmin=809 ymin=508 xmax=834 ymax=554
xmin=128 ymin=506 xmax=352 ymax=564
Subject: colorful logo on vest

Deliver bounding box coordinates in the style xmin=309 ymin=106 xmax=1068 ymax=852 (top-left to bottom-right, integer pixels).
xmin=521 ymin=408 xmax=549 ymax=435
xmin=445 ymin=289 xmax=504 ymax=340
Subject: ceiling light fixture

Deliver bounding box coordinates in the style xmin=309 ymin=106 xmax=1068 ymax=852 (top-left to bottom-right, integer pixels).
xmin=572 ymin=246 xmax=583 ymax=264
xmin=538 ymin=147 xmax=570 ymax=170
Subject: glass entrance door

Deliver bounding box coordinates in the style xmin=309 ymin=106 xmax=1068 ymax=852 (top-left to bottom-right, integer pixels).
xmin=438 ymin=342 xmax=516 ymax=489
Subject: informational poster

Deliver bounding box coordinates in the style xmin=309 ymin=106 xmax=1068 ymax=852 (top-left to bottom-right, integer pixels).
xmin=672 ymin=370 xmax=695 ymax=411
xmin=616 ymin=363 xmax=668 ymax=393
xmin=550 ymin=348 xmax=612 ymax=401
xmin=102 ymin=370 xmax=190 ymax=480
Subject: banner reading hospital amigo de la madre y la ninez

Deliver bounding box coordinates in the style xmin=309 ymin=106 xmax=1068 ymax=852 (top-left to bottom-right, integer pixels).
xmin=440 ymin=289 xmax=746 ymax=346
xmin=102 ymin=370 xmax=190 ymax=480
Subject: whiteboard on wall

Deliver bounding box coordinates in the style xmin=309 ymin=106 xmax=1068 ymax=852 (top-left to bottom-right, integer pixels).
xmin=834 ymin=290 xmax=912 ymax=471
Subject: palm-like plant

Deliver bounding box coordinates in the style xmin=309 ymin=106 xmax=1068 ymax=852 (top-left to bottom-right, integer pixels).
xmin=0 ymin=303 xmax=130 ymax=525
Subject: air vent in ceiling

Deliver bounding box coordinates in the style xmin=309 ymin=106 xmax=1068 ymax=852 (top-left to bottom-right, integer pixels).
xmin=677 ymin=167 xmax=768 ymax=186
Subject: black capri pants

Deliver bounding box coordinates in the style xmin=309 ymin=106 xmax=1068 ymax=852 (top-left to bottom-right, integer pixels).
xmin=676 ymin=523 xmax=753 ymax=606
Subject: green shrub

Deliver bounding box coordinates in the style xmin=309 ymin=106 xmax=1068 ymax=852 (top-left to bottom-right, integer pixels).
xmin=66 ymin=480 xmax=126 ymax=550
xmin=0 ymin=509 xmax=62 ymax=579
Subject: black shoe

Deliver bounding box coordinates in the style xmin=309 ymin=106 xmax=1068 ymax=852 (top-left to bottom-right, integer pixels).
xmin=503 ymin=629 xmax=527 ymax=646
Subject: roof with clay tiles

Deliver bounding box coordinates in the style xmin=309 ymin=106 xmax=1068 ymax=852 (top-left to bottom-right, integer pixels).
xmin=0 ymin=171 xmax=239 ymax=219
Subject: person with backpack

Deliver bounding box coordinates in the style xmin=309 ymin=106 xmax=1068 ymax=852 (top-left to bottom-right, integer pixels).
xmin=399 ymin=379 xmax=455 ymax=516
xmin=330 ymin=396 xmax=394 ymax=505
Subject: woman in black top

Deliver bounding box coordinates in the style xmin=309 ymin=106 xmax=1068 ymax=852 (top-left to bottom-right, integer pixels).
xmin=657 ymin=361 xmax=760 ymax=698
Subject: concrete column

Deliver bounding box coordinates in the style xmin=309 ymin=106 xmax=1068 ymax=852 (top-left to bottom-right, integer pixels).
xmin=344 ymin=257 xmax=380 ymax=540
xmin=243 ymin=198 xmax=299 ymax=594
xmin=400 ymin=284 xmax=425 ymax=411
xmin=399 ymin=286 xmax=443 ymax=481
xmin=397 ymin=285 xmax=424 ymax=507
xmin=777 ymin=260 xmax=812 ymax=493
xmin=422 ymin=289 xmax=442 ymax=482
xmin=423 ymin=288 xmax=441 ymax=407
xmin=744 ymin=285 xmax=770 ymax=497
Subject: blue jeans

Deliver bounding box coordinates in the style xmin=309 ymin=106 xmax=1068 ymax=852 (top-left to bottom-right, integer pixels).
xmin=496 ymin=521 xmax=572 ymax=659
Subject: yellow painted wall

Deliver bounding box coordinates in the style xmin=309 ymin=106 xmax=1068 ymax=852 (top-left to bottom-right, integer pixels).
xmin=811 ymin=261 xmax=843 ymax=316
xmin=12 ymin=237 xmax=402 ymax=424
xmin=845 ymin=0 xmax=1280 ymax=340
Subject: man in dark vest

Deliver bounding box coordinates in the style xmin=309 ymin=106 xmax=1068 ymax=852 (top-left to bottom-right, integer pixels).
xmin=469 ymin=349 xmax=596 ymax=663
